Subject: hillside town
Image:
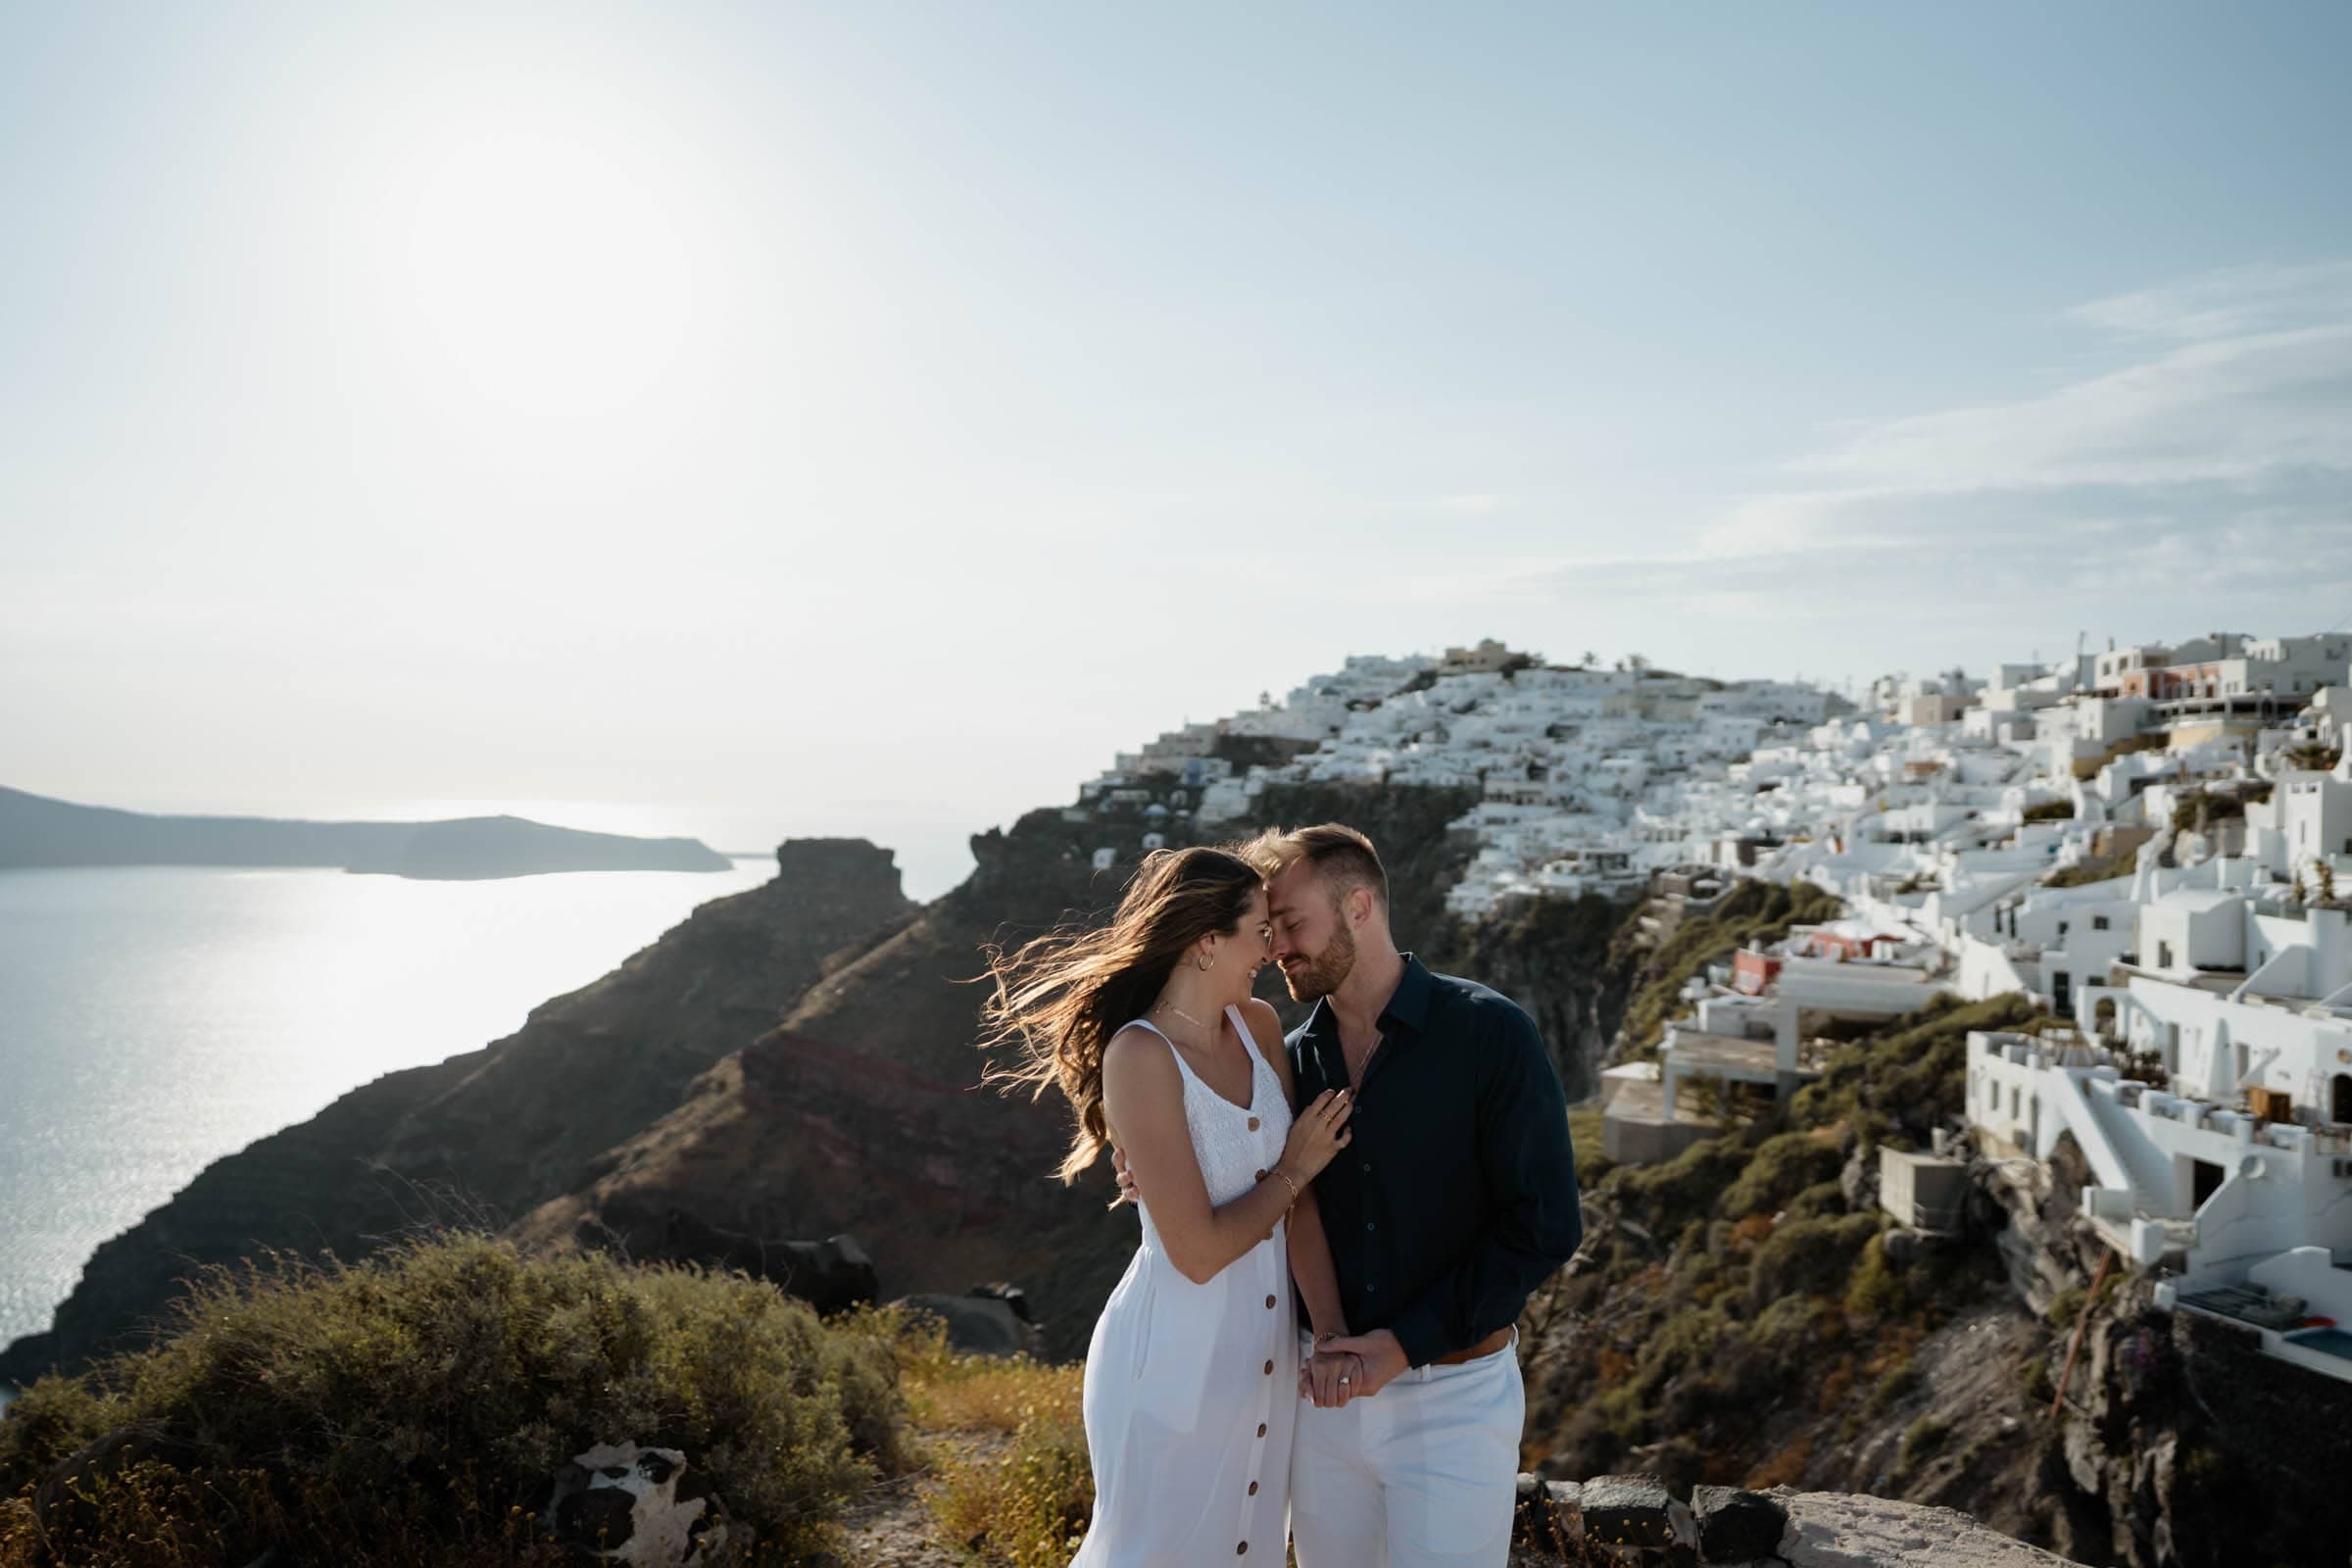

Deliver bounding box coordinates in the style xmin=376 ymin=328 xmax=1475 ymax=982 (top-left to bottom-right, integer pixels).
xmin=1076 ymin=629 xmax=2352 ymax=1387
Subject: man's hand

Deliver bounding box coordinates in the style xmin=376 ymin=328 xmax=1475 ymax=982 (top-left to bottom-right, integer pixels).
xmin=1111 ymin=1145 xmax=1139 ymax=1206
xmin=1298 ymin=1348 xmax=1363 ymax=1408
xmin=1318 ymin=1329 xmax=1409 ymax=1397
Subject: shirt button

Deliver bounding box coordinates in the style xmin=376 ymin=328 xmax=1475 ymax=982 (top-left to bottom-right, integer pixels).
xmin=1365 ymin=1221 xmax=1375 ymax=1232
xmin=1366 ymin=1283 xmax=1377 ymax=1294
xmin=1359 ymin=1161 xmax=1371 ymax=1174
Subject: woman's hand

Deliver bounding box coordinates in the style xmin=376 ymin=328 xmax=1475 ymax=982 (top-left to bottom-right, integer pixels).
xmin=1278 ymin=1089 xmax=1352 ymax=1183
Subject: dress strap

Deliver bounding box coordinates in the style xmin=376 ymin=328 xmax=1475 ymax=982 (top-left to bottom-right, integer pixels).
xmin=1225 ymin=1004 xmax=1277 ymax=1083
xmin=1126 ymin=1017 xmax=1203 ymax=1091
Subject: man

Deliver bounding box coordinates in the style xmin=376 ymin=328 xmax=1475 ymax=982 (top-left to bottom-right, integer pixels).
xmin=1248 ymin=821 xmax=1581 ymax=1568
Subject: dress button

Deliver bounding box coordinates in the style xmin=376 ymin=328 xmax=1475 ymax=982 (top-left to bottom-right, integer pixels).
xmin=1248 ymin=1116 xmax=1260 ymax=1130
xmin=1263 ymin=1359 xmax=1274 ymax=1375
xmin=1237 ymin=1544 xmax=1249 ymax=1556
xmin=1249 ymin=1481 xmax=1259 ymax=1496
xmin=1264 ymin=1294 xmax=1277 ymax=1308
xmin=1256 ymin=1422 xmax=1268 ymax=1438
xmin=1254 ymin=1168 xmax=1267 ymax=1181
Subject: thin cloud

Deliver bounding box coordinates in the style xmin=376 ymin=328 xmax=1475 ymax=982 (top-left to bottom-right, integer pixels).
xmin=1721 ymin=262 xmax=2352 ymax=545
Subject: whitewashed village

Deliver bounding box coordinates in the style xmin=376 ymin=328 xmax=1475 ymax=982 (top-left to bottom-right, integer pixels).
xmin=1074 ymin=630 xmax=2352 ymax=1390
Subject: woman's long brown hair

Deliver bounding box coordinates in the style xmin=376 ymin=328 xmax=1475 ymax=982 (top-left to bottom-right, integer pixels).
xmin=980 ymin=846 xmax=1262 ymax=1184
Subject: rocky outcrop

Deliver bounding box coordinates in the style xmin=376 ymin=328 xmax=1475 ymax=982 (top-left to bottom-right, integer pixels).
xmin=541 ymin=1441 xmax=736 ymax=1565
xmin=1507 ymin=1473 xmax=2078 ymax=1566
xmin=1 ymin=840 xmax=914 ymax=1384
xmin=513 ymin=809 xmax=1159 ymax=1360
xmin=895 ymin=1287 xmax=1049 ymax=1358
xmin=515 ymin=785 xmax=1638 ymax=1360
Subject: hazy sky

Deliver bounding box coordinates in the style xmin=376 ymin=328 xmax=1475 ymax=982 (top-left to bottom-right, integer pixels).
xmin=5 ymin=3 xmax=2348 ymax=896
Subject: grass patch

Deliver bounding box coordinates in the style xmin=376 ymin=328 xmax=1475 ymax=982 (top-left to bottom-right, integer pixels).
xmin=1899 ymin=1414 xmax=1952 ymax=1470
xmin=905 ymin=1351 xmax=1090 ymax=1568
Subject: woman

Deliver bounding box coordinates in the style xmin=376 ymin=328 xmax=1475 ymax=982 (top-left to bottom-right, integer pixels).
xmin=983 ymin=846 xmax=1355 ymax=1564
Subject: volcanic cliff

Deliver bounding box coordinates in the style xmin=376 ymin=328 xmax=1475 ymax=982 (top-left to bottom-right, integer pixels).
xmin=0 ymin=838 xmax=915 ymax=1385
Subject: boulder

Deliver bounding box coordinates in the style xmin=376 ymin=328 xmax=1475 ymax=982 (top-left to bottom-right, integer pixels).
xmin=652 ymin=1217 xmax=877 ymax=1315
xmin=1581 ymin=1474 xmax=1690 ymax=1558
xmin=1774 ymin=1490 xmax=2075 ymax=1567
xmin=1839 ymin=1141 xmax=1879 ymax=1212
xmin=1690 ymin=1485 xmax=1786 ymax=1562
xmin=896 ymin=1288 xmax=1049 ymax=1357
xmin=542 ymin=1441 xmax=737 ymax=1565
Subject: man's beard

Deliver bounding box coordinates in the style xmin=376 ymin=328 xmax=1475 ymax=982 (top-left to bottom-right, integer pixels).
xmin=1283 ymin=921 xmax=1357 ymax=1003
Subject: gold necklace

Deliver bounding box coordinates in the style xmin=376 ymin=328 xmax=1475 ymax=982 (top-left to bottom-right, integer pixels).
xmin=1153 ymin=999 xmax=1215 ymax=1035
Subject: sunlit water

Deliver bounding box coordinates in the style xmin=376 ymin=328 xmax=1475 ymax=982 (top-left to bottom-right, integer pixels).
xmin=0 ymin=859 xmax=776 ymax=1357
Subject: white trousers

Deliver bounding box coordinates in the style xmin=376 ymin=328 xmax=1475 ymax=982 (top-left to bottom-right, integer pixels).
xmin=1289 ymin=1329 xmax=1523 ymax=1568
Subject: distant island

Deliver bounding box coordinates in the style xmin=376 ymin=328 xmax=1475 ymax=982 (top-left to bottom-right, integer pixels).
xmin=0 ymin=786 xmax=735 ymax=880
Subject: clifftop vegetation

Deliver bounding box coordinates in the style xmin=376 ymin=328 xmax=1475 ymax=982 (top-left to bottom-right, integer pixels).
xmin=0 ymin=1237 xmax=915 ymax=1566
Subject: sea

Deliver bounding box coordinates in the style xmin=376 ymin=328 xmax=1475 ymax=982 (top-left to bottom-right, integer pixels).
xmin=0 ymin=856 xmax=780 ymax=1366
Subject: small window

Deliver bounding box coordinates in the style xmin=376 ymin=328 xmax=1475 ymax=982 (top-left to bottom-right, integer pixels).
xmin=2093 ymin=915 xmax=2110 ymax=931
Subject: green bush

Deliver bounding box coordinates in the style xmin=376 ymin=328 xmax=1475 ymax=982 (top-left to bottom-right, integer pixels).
xmin=1720 ymin=1132 xmax=1844 ymax=1221
xmin=1861 ymin=1356 xmax=1921 ymax=1420
xmin=0 ymin=1236 xmax=908 ymax=1565
xmin=1844 ymin=1233 xmax=1907 ymax=1321
xmin=1783 ymin=1180 xmax=1850 ymax=1221
xmin=2021 ymin=800 xmax=2076 ymax=823
xmin=1617 ymin=1136 xmax=1754 ymax=1237
xmin=1792 ymin=992 xmax=2049 ymax=1144
xmin=1746 ymin=1213 xmax=1883 ymax=1312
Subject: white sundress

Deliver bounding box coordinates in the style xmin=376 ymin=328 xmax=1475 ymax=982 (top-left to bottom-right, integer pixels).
xmin=1072 ymin=1004 xmax=1299 ymax=1565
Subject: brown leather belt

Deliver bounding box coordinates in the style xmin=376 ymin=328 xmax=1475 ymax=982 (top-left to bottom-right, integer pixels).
xmin=1429 ymin=1327 xmax=1513 ymax=1367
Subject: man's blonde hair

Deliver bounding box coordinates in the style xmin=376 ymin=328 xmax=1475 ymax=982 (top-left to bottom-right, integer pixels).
xmin=1235 ymin=822 xmax=1388 ymax=910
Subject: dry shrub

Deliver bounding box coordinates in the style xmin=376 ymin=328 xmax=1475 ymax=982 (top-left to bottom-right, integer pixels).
xmin=910 ymin=1356 xmax=1090 ymax=1568
xmin=0 ymin=1235 xmax=911 ymax=1566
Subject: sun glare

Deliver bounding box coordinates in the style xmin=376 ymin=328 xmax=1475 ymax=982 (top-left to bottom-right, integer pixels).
xmin=400 ymin=130 xmax=695 ymax=417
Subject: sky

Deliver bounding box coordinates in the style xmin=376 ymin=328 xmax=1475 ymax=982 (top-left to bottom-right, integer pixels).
xmin=3 ymin=3 xmax=2348 ymax=898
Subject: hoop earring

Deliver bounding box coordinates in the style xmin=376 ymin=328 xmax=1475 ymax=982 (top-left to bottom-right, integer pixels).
xmin=1197 ymin=951 xmax=1215 ymax=972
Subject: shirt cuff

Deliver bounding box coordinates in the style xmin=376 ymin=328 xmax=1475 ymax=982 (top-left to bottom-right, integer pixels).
xmin=1388 ymin=1304 xmax=1450 ymax=1369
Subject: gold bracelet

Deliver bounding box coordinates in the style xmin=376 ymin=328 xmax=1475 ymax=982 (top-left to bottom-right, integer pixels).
xmin=1269 ymin=1167 xmax=1301 ymax=1205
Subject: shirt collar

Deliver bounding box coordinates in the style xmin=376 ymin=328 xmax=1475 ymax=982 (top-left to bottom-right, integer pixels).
xmin=1381 ymin=953 xmax=1433 ymax=1035
xmin=1298 ymin=953 xmax=1431 ymax=1055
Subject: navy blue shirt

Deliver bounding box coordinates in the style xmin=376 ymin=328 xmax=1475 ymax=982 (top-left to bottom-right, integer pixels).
xmin=1287 ymin=955 xmax=1583 ymax=1367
